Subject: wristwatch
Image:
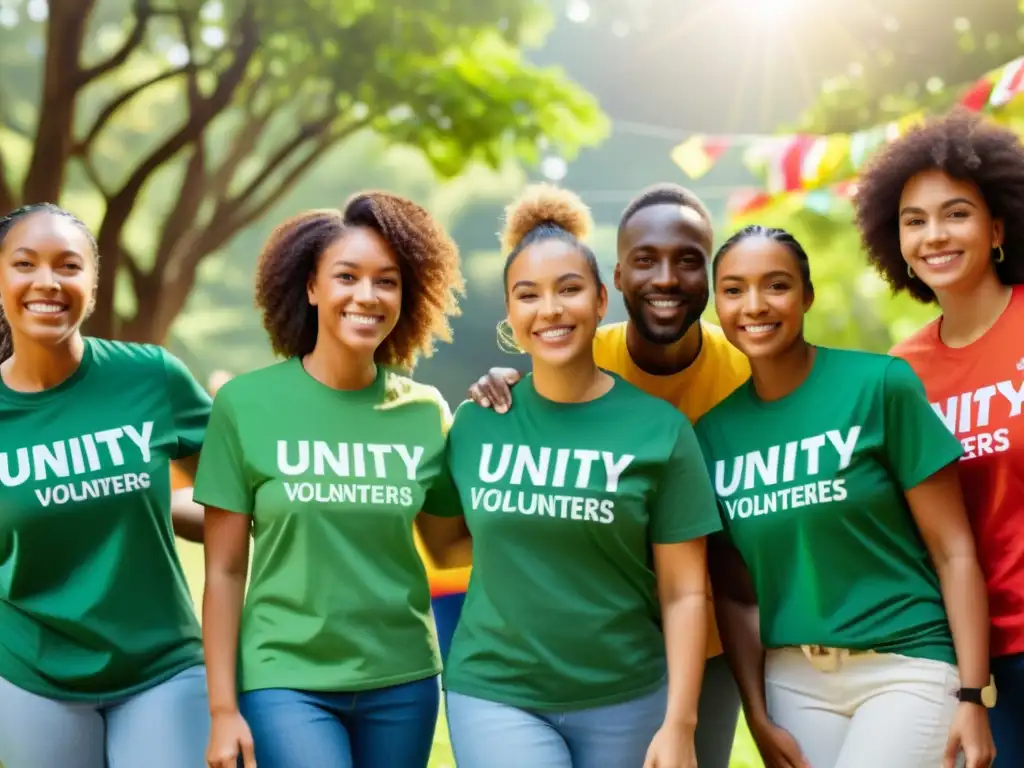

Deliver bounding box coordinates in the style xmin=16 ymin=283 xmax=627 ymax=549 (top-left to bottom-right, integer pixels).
xmin=956 ymin=676 xmax=998 ymax=708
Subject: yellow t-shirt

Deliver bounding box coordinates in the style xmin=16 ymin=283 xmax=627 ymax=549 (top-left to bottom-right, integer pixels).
xmin=593 ymin=320 xmax=751 ymax=658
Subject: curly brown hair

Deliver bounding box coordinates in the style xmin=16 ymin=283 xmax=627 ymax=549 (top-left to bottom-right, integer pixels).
xmin=500 ymin=184 xmax=601 ymax=296
xmin=853 ymin=107 xmax=1024 ymax=303
xmin=255 ymin=191 xmax=464 ymax=370
xmin=500 ymin=183 xmax=593 ymax=253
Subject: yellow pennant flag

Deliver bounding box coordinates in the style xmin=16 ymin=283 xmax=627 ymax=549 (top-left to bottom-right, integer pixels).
xmin=671 ymin=135 xmax=728 ymax=180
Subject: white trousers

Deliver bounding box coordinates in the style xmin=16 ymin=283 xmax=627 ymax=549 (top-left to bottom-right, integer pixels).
xmin=765 ymin=647 xmax=961 ymax=768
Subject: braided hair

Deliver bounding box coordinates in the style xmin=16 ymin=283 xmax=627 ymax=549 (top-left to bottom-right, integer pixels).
xmin=712 ymin=224 xmax=814 ymax=294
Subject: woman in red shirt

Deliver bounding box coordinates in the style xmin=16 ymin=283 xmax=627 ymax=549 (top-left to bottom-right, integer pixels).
xmin=854 ymin=107 xmax=1024 ymax=765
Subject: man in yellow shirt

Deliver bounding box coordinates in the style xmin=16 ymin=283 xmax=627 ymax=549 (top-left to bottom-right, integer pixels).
xmin=467 ymin=183 xmax=750 ymax=768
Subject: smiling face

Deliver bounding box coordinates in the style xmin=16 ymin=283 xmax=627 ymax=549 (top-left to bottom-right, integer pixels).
xmin=506 ymin=239 xmax=607 ymax=368
xmin=0 ymin=211 xmax=97 ymax=350
xmin=307 ymin=226 xmax=402 ymax=358
xmin=714 ymin=236 xmax=812 ymax=361
xmin=898 ymin=168 xmax=1003 ymax=296
xmin=615 ymin=203 xmax=712 ymax=344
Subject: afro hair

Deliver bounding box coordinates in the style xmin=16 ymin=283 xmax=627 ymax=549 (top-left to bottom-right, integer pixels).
xmin=854 ymin=107 xmax=1024 ymax=303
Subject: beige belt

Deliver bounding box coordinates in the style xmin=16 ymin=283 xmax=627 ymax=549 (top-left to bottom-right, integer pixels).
xmin=798 ymin=644 xmax=876 ymax=673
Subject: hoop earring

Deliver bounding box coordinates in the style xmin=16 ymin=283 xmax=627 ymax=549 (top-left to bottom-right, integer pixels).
xmin=907 ymin=264 xmax=915 ymax=279
xmin=496 ymin=318 xmax=523 ymax=355
xmin=995 ymin=245 xmax=1006 ymax=264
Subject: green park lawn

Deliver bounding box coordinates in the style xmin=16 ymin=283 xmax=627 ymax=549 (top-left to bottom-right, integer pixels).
xmin=175 ymin=542 xmax=762 ymax=768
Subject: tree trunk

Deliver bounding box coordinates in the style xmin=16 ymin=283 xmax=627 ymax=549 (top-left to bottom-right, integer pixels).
xmin=22 ymin=0 xmax=93 ymax=204
xmin=119 ymin=261 xmax=202 ymax=345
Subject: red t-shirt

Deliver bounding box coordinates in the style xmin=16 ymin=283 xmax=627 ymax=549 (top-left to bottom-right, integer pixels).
xmin=891 ymin=285 xmax=1024 ymax=658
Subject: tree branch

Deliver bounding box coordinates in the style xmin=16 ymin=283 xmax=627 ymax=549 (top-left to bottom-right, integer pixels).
xmin=92 ymin=4 xmax=259 ymax=337
xmin=206 ymin=108 xmax=273 ymax=204
xmin=77 ymin=0 xmax=154 ymax=87
xmin=147 ymin=105 xmax=312 ymax=303
xmin=106 ymin=8 xmax=257 ymax=216
xmin=77 ymin=66 xmax=190 ymax=156
xmin=22 ymin=0 xmax=96 ymax=203
xmin=144 ymin=118 xmax=361 ymax=343
xmin=224 ymin=113 xmax=336 ymax=213
xmin=121 ymin=244 xmax=145 ymax=291
xmin=151 ymin=143 xmax=207 ymax=280
xmin=224 ymin=123 xmax=358 ymax=240
xmin=175 ymin=7 xmax=202 ymax=110
xmin=77 ymin=151 xmax=111 ymax=199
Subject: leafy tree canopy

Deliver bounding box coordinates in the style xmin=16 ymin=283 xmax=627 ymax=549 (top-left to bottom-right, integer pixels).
xmin=0 ymin=0 xmax=608 ymax=342
xmin=790 ymin=1 xmax=1024 ymax=133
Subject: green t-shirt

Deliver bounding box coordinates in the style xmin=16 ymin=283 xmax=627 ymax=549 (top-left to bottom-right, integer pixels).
xmin=193 ymin=359 xmax=450 ymax=694
xmin=0 ymin=338 xmax=210 ymax=701
xmin=425 ymin=374 xmax=722 ymax=710
xmin=694 ymin=347 xmax=962 ymax=664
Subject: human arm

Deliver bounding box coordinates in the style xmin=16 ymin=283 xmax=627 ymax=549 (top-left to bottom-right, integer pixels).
xmin=203 ymin=508 xmax=256 ymax=768
xmin=643 ymin=422 xmax=719 ymax=768
xmin=416 ymin=398 xmax=473 ymax=569
xmin=882 ymin=359 xmax=993 ymax=768
xmin=466 ymin=367 xmax=522 ymax=412
xmin=417 ymin=455 xmax=472 ymax=569
xmin=189 ymin=387 xmax=256 ymax=768
xmin=416 ymin=513 xmax=472 ymax=569
xmin=708 ymin=535 xmax=766 ymax=723
xmin=708 ymin=536 xmax=809 ymax=768
xmin=170 ymin=453 xmax=204 ymax=543
xmin=643 ymin=539 xmax=708 ymax=768
xmin=161 ymin=349 xmax=214 ymax=543
xmin=905 ymin=467 xmax=995 ymax=768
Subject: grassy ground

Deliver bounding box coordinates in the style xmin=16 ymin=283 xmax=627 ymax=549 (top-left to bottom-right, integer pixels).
xmin=176 ymin=542 xmax=763 ymax=767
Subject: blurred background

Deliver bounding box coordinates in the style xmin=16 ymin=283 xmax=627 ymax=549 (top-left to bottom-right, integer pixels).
xmin=3 ymin=1 xmax=1024 ymax=765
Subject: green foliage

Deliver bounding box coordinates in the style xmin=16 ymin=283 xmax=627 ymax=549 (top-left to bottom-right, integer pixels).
xmin=169 ymin=130 xmax=533 ymax=388
xmin=0 ymin=0 xmax=608 ymax=342
xmin=792 ymin=3 xmax=1024 ymax=133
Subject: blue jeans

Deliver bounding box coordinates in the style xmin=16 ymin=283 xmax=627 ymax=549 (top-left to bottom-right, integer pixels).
xmin=0 ymin=665 xmax=209 ymax=768
xmin=992 ymin=652 xmax=1024 ymax=767
xmin=431 ymin=592 xmax=466 ymax=662
xmin=240 ymin=675 xmax=440 ymax=768
xmin=445 ymin=683 xmax=668 ymax=768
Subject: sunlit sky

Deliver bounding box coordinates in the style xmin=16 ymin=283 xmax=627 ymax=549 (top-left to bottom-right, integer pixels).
xmin=540 ymin=0 xmax=1012 ymax=137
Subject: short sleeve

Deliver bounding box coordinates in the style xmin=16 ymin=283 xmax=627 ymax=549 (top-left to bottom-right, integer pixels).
xmin=161 ymin=349 xmax=212 ymax=459
xmin=421 ymin=399 xmax=468 ymax=519
xmin=883 ymin=357 xmax=964 ymax=490
xmin=693 ymin=420 xmax=734 ymax=542
xmin=192 ymin=387 xmax=254 ymax=515
xmin=650 ymin=420 xmax=723 ymax=544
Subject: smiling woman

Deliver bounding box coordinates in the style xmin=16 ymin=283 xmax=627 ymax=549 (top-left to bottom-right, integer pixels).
xmin=0 ymin=203 xmax=215 ymax=768
xmin=499 ymin=184 xmax=609 ymax=396
xmin=0 ymin=203 xmax=98 ymax=363
xmin=695 ymin=224 xmax=995 ymax=768
xmin=195 ymin=191 xmax=467 ymax=768
xmin=855 ymin=108 xmax=1024 ymax=764
xmin=417 ymin=185 xmax=723 ymax=768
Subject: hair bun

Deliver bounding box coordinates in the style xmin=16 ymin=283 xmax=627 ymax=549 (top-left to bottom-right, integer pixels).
xmin=500 ymin=184 xmax=593 ymax=253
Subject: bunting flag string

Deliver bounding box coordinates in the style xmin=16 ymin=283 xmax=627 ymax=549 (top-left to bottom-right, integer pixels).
xmin=670 ymin=55 xmax=1024 ymax=201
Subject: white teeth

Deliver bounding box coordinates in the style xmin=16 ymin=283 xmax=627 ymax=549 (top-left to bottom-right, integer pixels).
xmin=743 ymin=323 xmax=779 ymax=334
xmin=344 ymin=313 xmax=381 ymax=325
xmin=25 ymin=302 xmax=66 ymax=314
xmin=538 ymin=327 xmax=572 ymax=339
xmin=648 ymin=299 xmax=682 ymax=308
xmin=924 ymin=254 xmax=958 ymax=265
